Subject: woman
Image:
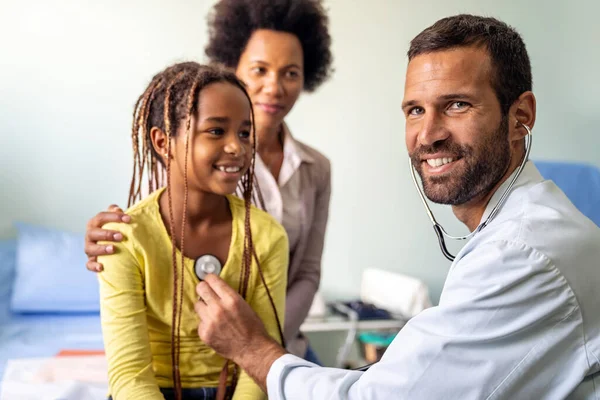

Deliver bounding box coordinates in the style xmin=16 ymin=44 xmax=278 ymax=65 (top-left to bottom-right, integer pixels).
xmin=85 ymin=0 xmax=333 ymax=363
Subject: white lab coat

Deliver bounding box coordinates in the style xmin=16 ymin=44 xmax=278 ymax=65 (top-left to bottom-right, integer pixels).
xmin=267 ymin=162 xmax=600 ymax=400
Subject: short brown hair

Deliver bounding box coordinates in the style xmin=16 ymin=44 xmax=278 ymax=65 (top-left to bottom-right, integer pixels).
xmin=408 ymin=14 xmax=532 ymax=115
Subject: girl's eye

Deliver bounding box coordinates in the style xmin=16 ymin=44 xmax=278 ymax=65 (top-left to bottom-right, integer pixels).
xmin=208 ymin=128 xmax=225 ymax=136
xmin=239 ymin=130 xmax=250 ymax=139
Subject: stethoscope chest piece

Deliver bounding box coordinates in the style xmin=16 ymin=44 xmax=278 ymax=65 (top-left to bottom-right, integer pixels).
xmin=194 ymin=255 xmax=222 ymax=281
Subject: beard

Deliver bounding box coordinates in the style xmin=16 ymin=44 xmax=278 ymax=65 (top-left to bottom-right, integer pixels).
xmin=410 ymin=116 xmax=511 ymax=205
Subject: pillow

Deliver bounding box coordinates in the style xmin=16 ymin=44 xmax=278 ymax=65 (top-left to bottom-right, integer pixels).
xmin=10 ymin=222 xmax=100 ymax=313
xmin=535 ymin=160 xmax=600 ymax=227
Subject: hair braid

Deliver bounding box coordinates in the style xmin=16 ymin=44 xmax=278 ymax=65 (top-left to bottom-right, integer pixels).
xmin=128 ymin=76 xmax=167 ymax=207
xmin=129 ymin=89 xmax=152 ymax=207
xmin=129 ymin=95 xmax=144 ymax=207
xmin=173 ymin=71 xmax=204 ymax=400
xmin=163 ymin=71 xmax=186 ymax=400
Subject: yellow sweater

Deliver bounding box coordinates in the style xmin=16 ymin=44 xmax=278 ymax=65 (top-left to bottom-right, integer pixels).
xmin=97 ymin=188 xmax=288 ymax=399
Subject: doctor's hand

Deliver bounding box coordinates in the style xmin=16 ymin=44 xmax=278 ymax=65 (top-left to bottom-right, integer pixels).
xmin=84 ymin=205 xmax=131 ymax=272
xmin=195 ymin=274 xmax=286 ymax=390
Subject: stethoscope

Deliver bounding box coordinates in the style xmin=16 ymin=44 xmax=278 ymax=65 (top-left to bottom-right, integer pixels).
xmin=409 ymin=123 xmax=532 ymax=261
xmin=194 ymin=255 xmax=222 ymax=280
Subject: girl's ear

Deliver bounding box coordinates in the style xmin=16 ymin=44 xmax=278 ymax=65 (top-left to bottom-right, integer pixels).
xmin=151 ymin=127 xmax=170 ymax=162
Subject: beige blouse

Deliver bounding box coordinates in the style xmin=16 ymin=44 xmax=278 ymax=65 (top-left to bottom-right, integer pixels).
xmin=248 ymin=124 xmax=332 ymax=354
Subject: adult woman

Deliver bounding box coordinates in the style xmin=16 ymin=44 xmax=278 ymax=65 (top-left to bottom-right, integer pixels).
xmin=85 ymin=0 xmax=333 ymax=362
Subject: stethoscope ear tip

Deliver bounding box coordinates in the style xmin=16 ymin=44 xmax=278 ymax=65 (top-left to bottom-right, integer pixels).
xmin=517 ymin=121 xmax=532 ymax=134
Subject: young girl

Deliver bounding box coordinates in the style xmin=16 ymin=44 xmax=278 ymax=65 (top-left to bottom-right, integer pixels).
xmin=98 ymin=62 xmax=288 ymax=400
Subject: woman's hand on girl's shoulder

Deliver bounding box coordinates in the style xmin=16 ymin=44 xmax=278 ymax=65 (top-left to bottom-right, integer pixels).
xmin=85 ymin=204 xmax=131 ymax=272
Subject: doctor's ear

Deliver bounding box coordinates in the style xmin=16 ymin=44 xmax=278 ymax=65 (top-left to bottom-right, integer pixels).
xmin=509 ymin=91 xmax=536 ymax=141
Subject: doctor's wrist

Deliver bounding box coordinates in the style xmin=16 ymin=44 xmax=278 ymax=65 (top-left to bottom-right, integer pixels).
xmin=236 ymin=335 xmax=287 ymax=391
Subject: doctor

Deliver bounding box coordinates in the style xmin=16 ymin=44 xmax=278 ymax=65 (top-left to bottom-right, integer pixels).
xmin=194 ymin=14 xmax=600 ymax=399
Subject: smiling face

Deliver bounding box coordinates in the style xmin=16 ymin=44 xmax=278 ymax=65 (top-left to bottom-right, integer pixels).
xmin=235 ymin=29 xmax=304 ymax=133
xmin=403 ymin=46 xmax=512 ymax=206
xmin=153 ymin=81 xmax=253 ymax=196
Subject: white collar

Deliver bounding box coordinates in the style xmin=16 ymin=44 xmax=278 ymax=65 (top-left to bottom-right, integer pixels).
xmin=479 ymin=160 xmax=543 ymax=225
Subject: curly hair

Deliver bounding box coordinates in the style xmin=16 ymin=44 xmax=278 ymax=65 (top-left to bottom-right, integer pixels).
xmin=205 ymin=0 xmax=333 ymax=92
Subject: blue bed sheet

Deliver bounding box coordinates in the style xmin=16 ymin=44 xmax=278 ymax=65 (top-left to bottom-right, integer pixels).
xmin=0 ymin=240 xmax=104 ymax=389
xmin=0 ymin=238 xmax=104 ymax=386
xmin=0 ymin=311 xmax=104 ymax=387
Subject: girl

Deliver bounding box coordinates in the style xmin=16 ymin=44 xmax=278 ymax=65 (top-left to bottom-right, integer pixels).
xmin=98 ymin=62 xmax=287 ymax=400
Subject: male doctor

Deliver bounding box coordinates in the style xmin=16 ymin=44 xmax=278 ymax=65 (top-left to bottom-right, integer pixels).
xmin=194 ymin=14 xmax=600 ymax=399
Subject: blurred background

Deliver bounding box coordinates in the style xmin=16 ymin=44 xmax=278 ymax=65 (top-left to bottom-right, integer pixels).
xmin=1 ymin=0 xmax=599 ymax=370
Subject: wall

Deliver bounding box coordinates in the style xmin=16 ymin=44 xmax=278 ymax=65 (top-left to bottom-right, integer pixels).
xmin=1 ymin=0 xmax=598 ymax=304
